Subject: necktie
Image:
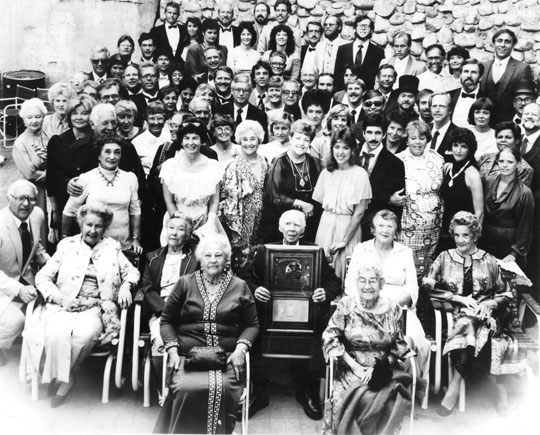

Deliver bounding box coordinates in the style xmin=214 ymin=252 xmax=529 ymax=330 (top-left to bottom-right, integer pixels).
xmin=221 ymin=27 xmax=231 ymax=33
xmin=361 ymin=152 xmax=373 ymax=172
xmin=430 ymin=131 xmax=440 ymax=150
xmin=461 ymin=92 xmax=475 ymax=99
xmin=355 ymin=44 xmax=363 ymax=66
xmin=168 ymin=24 xmax=177 ymax=29
xmin=208 ymin=72 xmax=214 ymax=82
xmin=97 ymin=77 xmax=104 ymax=84
xmin=351 ymin=109 xmax=357 ymax=124
xmin=236 ymin=108 xmax=243 ymax=126
xmin=19 ymin=222 xmax=32 ymax=267
xmin=520 ymin=137 xmax=529 ymax=156
xmin=258 ymin=94 xmax=266 ymax=112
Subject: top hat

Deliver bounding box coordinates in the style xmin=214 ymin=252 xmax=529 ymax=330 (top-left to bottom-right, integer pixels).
xmin=396 ymin=75 xmax=419 ymax=95
xmin=514 ymin=79 xmax=537 ymax=97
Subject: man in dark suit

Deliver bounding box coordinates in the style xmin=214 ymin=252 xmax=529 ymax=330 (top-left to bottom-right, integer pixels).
xmin=150 ymin=1 xmax=186 ymax=64
xmin=450 ymin=58 xmax=485 ymax=128
xmin=512 ymin=79 xmax=536 ymax=127
xmin=521 ymin=103 xmax=540 ymax=292
xmin=238 ymin=210 xmax=341 ymax=419
xmin=480 ymin=28 xmax=533 ymax=124
xmin=216 ymin=74 xmax=268 ymax=142
xmin=358 ymin=115 xmax=405 ymax=239
xmin=87 ymin=45 xmax=110 ymax=84
xmin=333 ymin=16 xmax=385 ymax=92
xmin=216 ymin=1 xmax=240 ymax=51
xmin=194 ymin=47 xmax=224 ymax=84
xmin=430 ymin=92 xmax=458 ymax=161
xmin=0 ymin=180 xmax=49 ymax=366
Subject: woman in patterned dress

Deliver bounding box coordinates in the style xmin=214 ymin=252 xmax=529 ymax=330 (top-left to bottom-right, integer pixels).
xmin=220 ymin=120 xmax=269 ymax=270
xmin=396 ymin=120 xmax=444 ymax=275
xmin=154 ymin=235 xmax=259 ymax=434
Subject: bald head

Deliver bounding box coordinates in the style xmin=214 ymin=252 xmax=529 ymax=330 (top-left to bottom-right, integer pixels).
xmin=522 ymin=103 xmax=540 ymax=134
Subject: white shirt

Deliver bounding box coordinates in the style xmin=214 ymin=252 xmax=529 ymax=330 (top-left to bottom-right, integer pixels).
xmin=452 ymin=86 xmax=480 ymax=128
xmin=524 ymin=129 xmax=540 ymax=154
xmin=132 ymin=129 xmax=161 ymax=175
xmin=360 ymin=143 xmax=384 ymax=175
xmin=417 ymin=70 xmax=447 ymax=93
xmin=315 ymin=36 xmax=347 ymax=74
xmin=219 ymin=26 xmax=235 ymax=52
xmin=165 ymin=24 xmax=180 ymax=56
xmin=492 ymin=56 xmax=511 ymax=83
xmin=394 ymin=56 xmax=409 ymax=78
xmin=158 ymin=73 xmax=170 ymax=89
xmin=431 ymin=120 xmax=451 ymax=152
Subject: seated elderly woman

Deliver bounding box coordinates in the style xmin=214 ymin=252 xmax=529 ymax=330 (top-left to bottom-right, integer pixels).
xmin=29 ymin=203 xmax=139 ymax=407
xmin=323 ymin=259 xmax=414 ymax=435
xmin=423 ymin=211 xmax=524 ymax=416
xmin=154 ymin=234 xmax=259 ymax=434
xmin=141 ymin=216 xmax=200 ymax=357
xmin=345 ymin=209 xmax=431 ymax=397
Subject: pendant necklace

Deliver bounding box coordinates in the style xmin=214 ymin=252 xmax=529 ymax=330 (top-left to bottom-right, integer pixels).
xmin=448 ymin=161 xmax=470 ymax=188
xmin=98 ymin=166 xmax=120 ymax=187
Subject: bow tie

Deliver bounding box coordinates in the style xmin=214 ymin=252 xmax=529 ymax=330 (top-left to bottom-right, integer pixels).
xmin=461 ymin=92 xmax=476 ymax=99
xmin=168 ymin=24 xmax=177 ymax=29
xmin=307 ymin=46 xmax=316 ymax=52
xmin=221 ymin=27 xmax=232 ymax=32
xmin=515 ymin=118 xmax=522 ymax=125
xmin=362 ymin=152 xmax=374 ymax=158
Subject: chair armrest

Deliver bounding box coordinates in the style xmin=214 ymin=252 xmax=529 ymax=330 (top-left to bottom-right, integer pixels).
xmin=133 ymin=288 xmax=145 ymax=304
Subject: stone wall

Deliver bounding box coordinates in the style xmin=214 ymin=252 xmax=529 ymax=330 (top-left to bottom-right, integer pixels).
xmin=2 ymin=0 xmax=539 ymax=86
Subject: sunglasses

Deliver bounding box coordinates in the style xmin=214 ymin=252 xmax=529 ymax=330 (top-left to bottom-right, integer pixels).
xmin=364 ymin=100 xmax=383 ymax=108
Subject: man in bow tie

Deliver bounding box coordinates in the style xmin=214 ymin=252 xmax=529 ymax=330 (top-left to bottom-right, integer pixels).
xmin=150 ymin=1 xmax=186 ymax=64
xmin=480 ymin=28 xmax=533 ymax=124
xmin=216 ymin=1 xmax=240 ymax=51
xmin=300 ymin=20 xmax=322 ymax=70
xmin=359 ymin=115 xmax=405 ymax=240
xmin=450 ymin=58 xmax=485 ymax=128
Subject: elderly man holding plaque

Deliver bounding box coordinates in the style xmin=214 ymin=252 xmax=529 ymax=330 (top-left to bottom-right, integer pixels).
xmin=239 ymin=209 xmax=341 ymax=420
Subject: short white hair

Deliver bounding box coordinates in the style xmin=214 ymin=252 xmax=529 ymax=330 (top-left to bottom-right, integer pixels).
xmin=195 ymin=234 xmax=232 ymax=262
xmin=189 ymin=96 xmax=211 ymax=112
xmin=19 ymin=98 xmax=47 ymax=119
xmin=90 ymin=103 xmax=116 ymax=125
xmin=356 ymin=259 xmax=384 ymax=282
xmin=235 ymin=120 xmax=264 ymax=144
xmin=7 ymin=179 xmax=38 ymax=198
xmin=278 ymin=209 xmax=306 ymax=230
xmin=90 ymin=45 xmax=110 ymax=59
xmin=48 ymin=81 xmax=77 ymax=102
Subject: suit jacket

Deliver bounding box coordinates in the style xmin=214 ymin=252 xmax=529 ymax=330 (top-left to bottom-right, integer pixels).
xmin=434 ymin=122 xmax=459 ymax=162
xmin=185 ymin=43 xmax=228 ymax=77
xmin=382 ymin=55 xmax=426 ymax=77
xmin=215 ymin=101 xmax=268 ymax=141
xmin=361 ymin=147 xmax=405 ymax=237
xmin=480 ymin=57 xmax=533 ymax=123
xmin=0 ymin=207 xmax=49 ymax=314
xmin=150 ymin=24 xmax=187 ymax=63
xmin=524 ymin=135 xmax=540 ymax=205
xmin=334 ymin=41 xmax=385 ymax=91
xmin=140 ymin=244 xmax=199 ymax=317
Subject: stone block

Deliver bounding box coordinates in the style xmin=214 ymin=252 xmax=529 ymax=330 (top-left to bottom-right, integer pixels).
xmin=475 ymin=31 xmax=489 ymax=49
xmin=298 ymin=0 xmax=317 ymax=9
xmin=395 ymin=0 xmax=407 ymax=6
xmin=311 ymin=7 xmax=325 ymax=16
xmin=389 ymin=13 xmax=407 ymax=26
xmin=521 ymin=17 xmax=540 ymax=32
xmin=372 ymin=33 xmax=388 ymax=46
xmin=426 ymin=6 xmax=439 ymax=18
xmin=452 ymin=6 xmax=468 ymax=19
xmin=477 ymin=2 xmax=493 ymax=15
xmin=523 ymin=50 xmax=536 ymax=64
xmin=426 ymin=17 xmax=443 ymax=32
xmin=417 ymin=0 xmax=437 ymax=5
xmin=352 ymin=0 xmax=375 ymax=9
xmin=296 ymin=6 xmax=309 ymax=17
xmin=478 ymin=17 xmax=494 ymax=31
xmin=495 ymin=2 xmax=509 ymax=13
xmin=343 ymin=6 xmax=356 ymax=17
xmin=469 ymin=47 xmax=492 ymax=62
xmin=513 ymin=51 xmax=524 ymax=62
xmin=453 ymin=0 xmax=468 ymax=4
xmin=454 ymin=32 xmax=477 ymax=48
xmin=469 ymin=0 xmax=481 ymax=5
xmin=403 ymin=0 xmax=416 ymax=14
xmin=464 ymin=11 xmax=479 ymax=25
xmin=450 ymin=18 xmax=464 ymax=33
xmin=491 ymin=14 xmax=504 ymax=27
xmin=504 ymin=12 xmax=520 ymax=26
xmin=516 ymin=36 xmax=535 ymax=52
xmin=328 ymin=6 xmax=345 ymax=16
xmin=237 ymin=2 xmax=252 ymax=12
xmin=422 ymin=33 xmax=439 ymax=48
xmin=319 ymin=0 xmax=333 ymax=9
xmin=411 ymin=25 xmax=427 ymax=40
xmin=374 ymin=0 xmax=396 ymax=17
xmin=411 ymin=41 xmax=424 ymax=56
xmin=463 ymin=24 xmax=477 ymax=33
xmin=438 ymin=26 xmax=454 ymax=44
xmin=374 ymin=15 xmax=390 ymax=32
xmin=411 ymin=12 xmax=426 ymax=24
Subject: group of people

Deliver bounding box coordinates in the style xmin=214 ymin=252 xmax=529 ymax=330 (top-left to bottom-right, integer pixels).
xmin=0 ymin=0 xmax=538 ymax=433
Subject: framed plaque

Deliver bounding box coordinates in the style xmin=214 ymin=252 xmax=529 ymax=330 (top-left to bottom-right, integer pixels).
xmin=263 ymin=244 xmax=322 ymax=335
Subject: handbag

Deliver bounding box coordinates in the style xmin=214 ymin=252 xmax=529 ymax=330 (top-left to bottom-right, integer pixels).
xmin=183 ymin=346 xmax=227 ymax=371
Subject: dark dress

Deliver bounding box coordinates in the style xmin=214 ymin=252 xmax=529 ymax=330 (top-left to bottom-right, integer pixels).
xmin=479 ymin=175 xmax=535 ymax=268
xmin=260 ymin=153 xmax=322 ymax=243
xmin=155 ymin=272 xmax=259 ymax=434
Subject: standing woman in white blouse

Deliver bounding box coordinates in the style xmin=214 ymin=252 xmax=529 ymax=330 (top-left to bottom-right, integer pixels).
xmin=227 ymin=22 xmax=260 ymax=76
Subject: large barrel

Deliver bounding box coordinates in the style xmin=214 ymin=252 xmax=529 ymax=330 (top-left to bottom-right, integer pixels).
xmin=2 ymin=70 xmax=46 ymax=98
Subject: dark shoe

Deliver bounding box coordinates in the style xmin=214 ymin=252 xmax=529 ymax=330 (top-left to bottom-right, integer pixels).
xmin=248 ymin=392 xmax=269 ymax=418
xmin=47 ymin=380 xmax=59 ymax=397
xmin=297 ymin=389 xmax=322 ymax=420
xmin=437 ymin=403 xmax=454 ymax=417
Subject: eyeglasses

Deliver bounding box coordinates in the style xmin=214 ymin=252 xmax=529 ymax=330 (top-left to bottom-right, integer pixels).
xmin=282 ymin=90 xmax=299 ymax=96
xmin=10 ymin=195 xmax=37 ymax=204
xmin=91 ymin=59 xmax=108 ymax=64
xmin=232 ymin=88 xmax=250 ymax=94
xmin=515 ymin=97 xmax=533 ymax=104
xmin=270 ymin=62 xmax=286 ymax=67
xmin=364 ymin=100 xmax=383 ymax=108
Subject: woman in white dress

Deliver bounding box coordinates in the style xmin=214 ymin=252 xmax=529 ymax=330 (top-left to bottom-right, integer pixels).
xmin=313 ymin=127 xmax=372 ymax=279
xmin=159 ymin=120 xmax=223 ymax=245
xmin=467 ymin=97 xmax=497 ymax=159
xmin=227 ymin=22 xmax=260 ymax=75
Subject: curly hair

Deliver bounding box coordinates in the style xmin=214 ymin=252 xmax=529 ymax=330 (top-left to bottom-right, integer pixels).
xmin=235 ymin=120 xmax=265 ymax=144
xmin=405 ymin=119 xmax=432 ymax=143
xmin=237 ymin=22 xmax=258 ymax=47
xmin=195 ymin=234 xmax=232 ymax=263
xmin=325 ymin=104 xmax=351 ymax=131
xmin=290 ymin=119 xmax=315 ymax=141
xmin=77 ymin=202 xmax=114 ymax=230
xmin=448 ymin=127 xmax=478 ymax=166
xmin=326 ymin=127 xmax=360 ymax=171
xmin=268 ymin=24 xmax=295 ymax=56
xmin=449 ymin=211 xmax=482 ymax=241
